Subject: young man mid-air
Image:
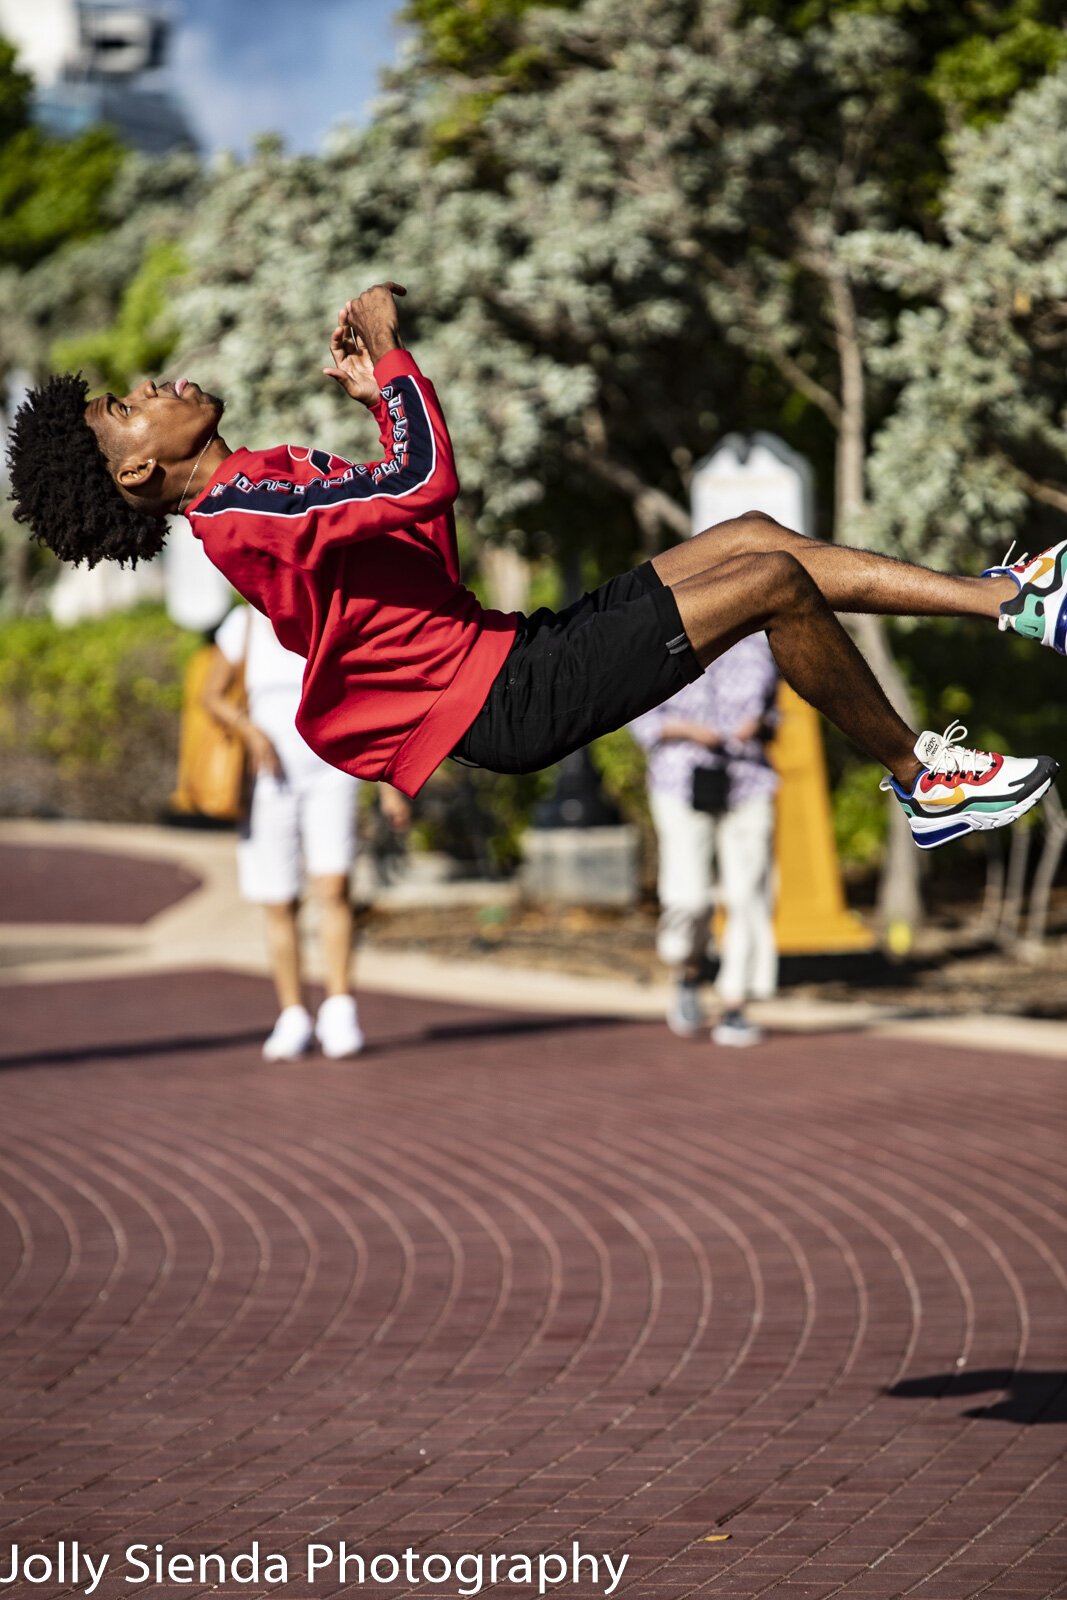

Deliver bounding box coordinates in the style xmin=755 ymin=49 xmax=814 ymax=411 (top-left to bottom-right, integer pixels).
xmin=7 ymin=282 xmax=1064 ymax=849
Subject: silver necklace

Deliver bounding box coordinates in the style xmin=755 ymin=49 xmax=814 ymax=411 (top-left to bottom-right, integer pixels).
xmin=177 ymin=434 xmax=216 ymax=514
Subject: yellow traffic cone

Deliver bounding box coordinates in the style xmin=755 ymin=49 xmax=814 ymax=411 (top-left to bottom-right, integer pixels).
xmin=769 ymin=683 xmax=874 ymax=953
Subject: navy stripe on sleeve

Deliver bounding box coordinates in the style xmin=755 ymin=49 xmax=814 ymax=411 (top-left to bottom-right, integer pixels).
xmin=195 ymin=374 xmax=438 ymax=521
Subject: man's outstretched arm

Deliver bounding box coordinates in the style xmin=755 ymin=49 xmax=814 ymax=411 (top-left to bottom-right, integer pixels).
xmin=191 ymin=284 xmax=460 ymax=565
xmin=325 ymin=282 xmax=460 ymax=520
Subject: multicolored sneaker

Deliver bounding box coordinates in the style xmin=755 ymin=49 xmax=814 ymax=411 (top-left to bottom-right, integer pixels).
xmin=881 ymin=722 xmax=1059 ymax=850
xmin=983 ymin=539 xmax=1067 ymax=654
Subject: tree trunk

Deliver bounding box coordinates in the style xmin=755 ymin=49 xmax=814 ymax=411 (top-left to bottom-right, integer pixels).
xmin=980 ymin=834 xmax=1006 ymax=935
xmin=825 ymin=260 xmax=924 ymax=939
xmin=848 ymin=611 xmax=924 ymax=933
xmin=1022 ymin=790 xmax=1067 ymax=955
xmin=998 ymin=823 xmax=1031 ymax=946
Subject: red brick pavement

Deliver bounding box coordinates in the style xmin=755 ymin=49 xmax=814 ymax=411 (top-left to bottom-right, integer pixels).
xmin=0 ymin=971 xmax=1064 ymax=1599
xmin=0 ymin=844 xmax=200 ymax=926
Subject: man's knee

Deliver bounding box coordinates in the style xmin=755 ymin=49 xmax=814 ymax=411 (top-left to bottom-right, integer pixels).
xmin=758 ymin=549 xmax=819 ymax=608
xmin=695 ymin=509 xmax=783 ymax=542
xmin=739 ymin=509 xmax=789 ymax=547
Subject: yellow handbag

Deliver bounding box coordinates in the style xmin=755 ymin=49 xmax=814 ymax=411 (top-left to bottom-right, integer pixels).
xmin=170 ymin=630 xmax=249 ymax=822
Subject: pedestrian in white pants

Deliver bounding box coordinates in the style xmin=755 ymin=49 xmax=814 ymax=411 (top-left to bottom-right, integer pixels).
xmin=202 ymin=604 xmax=410 ymax=1060
xmin=632 ymin=634 xmax=780 ymax=1046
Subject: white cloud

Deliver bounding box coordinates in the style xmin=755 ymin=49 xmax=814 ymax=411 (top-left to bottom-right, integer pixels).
xmin=170 ymin=0 xmax=403 ymax=157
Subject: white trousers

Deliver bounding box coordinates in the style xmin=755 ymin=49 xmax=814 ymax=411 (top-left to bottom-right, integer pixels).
xmin=238 ymin=766 xmax=359 ymax=904
xmin=650 ymin=788 xmax=777 ymax=1005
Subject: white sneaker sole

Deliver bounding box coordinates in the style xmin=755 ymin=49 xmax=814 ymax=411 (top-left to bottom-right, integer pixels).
xmin=316 ymin=1033 xmax=365 ymax=1060
xmin=262 ymin=1039 xmax=312 ymax=1062
xmin=712 ymin=1027 xmax=763 ymax=1047
xmin=908 ymin=769 xmax=1057 ymax=850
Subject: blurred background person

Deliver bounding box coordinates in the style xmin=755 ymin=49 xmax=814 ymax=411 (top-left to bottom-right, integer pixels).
xmin=632 ymin=634 xmax=780 ymax=1048
xmin=202 ymin=603 xmax=408 ymax=1061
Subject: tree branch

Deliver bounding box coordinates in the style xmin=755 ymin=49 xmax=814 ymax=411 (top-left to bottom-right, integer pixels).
xmin=1020 ymin=473 xmax=1067 ymax=516
xmin=694 ymin=245 xmax=844 ymax=427
xmin=999 ymin=456 xmax=1067 ymax=517
xmin=563 ymin=440 xmax=692 ymax=538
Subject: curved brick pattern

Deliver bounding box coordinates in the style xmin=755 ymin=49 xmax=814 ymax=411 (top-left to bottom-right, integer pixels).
xmin=0 ymin=844 xmax=201 ymax=926
xmin=0 ymin=971 xmax=1063 ymax=1599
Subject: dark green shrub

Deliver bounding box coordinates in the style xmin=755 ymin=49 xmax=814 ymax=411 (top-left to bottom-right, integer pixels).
xmin=0 ymin=605 xmax=197 ymax=821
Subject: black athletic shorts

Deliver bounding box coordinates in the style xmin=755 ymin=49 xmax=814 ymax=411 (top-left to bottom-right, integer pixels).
xmin=450 ymin=561 xmax=702 ymax=775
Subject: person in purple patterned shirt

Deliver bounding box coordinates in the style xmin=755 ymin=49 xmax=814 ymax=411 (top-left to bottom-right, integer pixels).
xmin=631 ymin=633 xmax=780 ymax=1046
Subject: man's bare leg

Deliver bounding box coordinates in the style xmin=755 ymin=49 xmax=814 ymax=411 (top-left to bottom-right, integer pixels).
xmin=667 ymin=550 xmax=922 ymax=787
xmin=654 ymin=511 xmax=1016 ymax=620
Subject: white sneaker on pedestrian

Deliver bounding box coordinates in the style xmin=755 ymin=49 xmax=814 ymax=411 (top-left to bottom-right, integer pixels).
xmin=315 ymin=994 xmax=364 ymax=1059
xmin=262 ymin=1004 xmax=314 ymax=1062
xmin=712 ymin=1010 xmax=763 ymax=1047
xmin=667 ymin=981 xmax=704 ymax=1038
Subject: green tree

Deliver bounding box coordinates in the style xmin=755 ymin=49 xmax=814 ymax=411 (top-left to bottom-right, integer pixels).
xmin=0 ymin=38 xmax=123 ymax=275
xmin=162 ymin=132 xmax=409 ymax=450
xmin=0 ymin=146 xmax=201 ymax=389
xmin=0 ymin=36 xmax=202 ymax=609
xmin=861 ymin=65 xmax=1067 ymax=566
xmin=0 ymin=33 xmax=128 ymax=607
xmin=382 ymin=0 xmax=1065 ymax=929
xmin=403 ymin=0 xmax=576 ymax=76
xmin=750 ymin=1 xmax=1067 ymax=125
xmin=0 ymin=34 xmax=31 ymax=143
xmin=52 ymin=237 xmax=187 ymax=393
xmin=161 ymin=0 xmax=1066 ymax=926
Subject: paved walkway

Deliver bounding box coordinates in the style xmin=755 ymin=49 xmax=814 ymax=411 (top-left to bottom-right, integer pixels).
xmin=1 ymin=821 xmax=1065 ymax=1597
xmin=3 ymin=817 xmax=1067 ymax=1057
xmin=2 ymin=965 xmax=1065 ymax=1598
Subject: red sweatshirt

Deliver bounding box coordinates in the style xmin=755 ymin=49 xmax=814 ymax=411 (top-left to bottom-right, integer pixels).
xmin=186 ymin=350 xmax=517 ymax=796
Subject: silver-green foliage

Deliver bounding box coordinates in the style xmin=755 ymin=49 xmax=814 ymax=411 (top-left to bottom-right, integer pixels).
xmin=167 ymin=0 xmax=918 ymax=556
xmin=0 ymin=148 xmax=201 ymax=384
xmin=858 ymin=65 xmax=1067 ymax=566
xmin=166 ymin=3 xmax=1067 ymax=582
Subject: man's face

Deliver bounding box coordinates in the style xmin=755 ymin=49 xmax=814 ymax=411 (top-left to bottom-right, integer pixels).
xmin=85 ymin=378 xmax=224 ymax=490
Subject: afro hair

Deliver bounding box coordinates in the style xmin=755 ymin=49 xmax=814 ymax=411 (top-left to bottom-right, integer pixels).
xmin=6 ymin=372 xmax=167 ymax=569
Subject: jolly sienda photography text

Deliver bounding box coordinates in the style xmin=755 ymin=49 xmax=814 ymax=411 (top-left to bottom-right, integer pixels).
xmin=1 ymin=1541 xmax=630 ymax=1596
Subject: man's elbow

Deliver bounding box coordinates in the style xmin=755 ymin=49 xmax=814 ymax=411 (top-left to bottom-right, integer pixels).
xmin=426 ymin=466 xmax=460 ymax=513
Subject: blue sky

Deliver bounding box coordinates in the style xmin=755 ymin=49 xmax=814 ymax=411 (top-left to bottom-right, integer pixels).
xmin=171 ymin=0 xmax=407 ymax=157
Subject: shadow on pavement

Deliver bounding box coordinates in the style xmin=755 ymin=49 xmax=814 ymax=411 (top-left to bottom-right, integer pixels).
xmin=415 ymin=1013 xmax=620 ymax=1046
xmin=887 ymin=1368 xmax=1067 ymax=1424
xmin=0 ymin=1028 xmax=278 ymax=1071
xmin=0 ymin=1011 xmax=622 ymax=1072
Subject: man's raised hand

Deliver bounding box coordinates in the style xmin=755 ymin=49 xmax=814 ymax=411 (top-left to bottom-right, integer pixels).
xmin=322 ymin=283 xmax=406 ymax=404
xmin=322 ymin=313 xmax=382 ymax=405
xmin=342 ymin=282 xmax=406 ymax=365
